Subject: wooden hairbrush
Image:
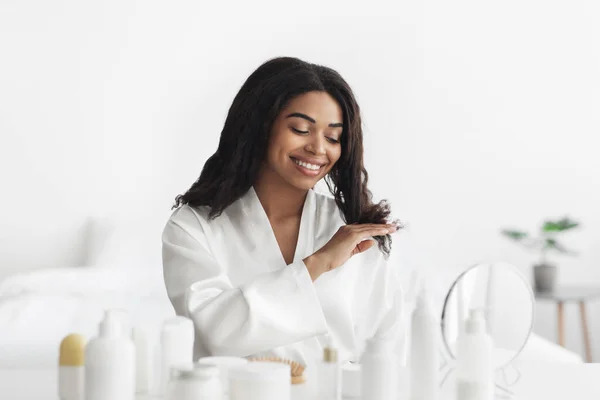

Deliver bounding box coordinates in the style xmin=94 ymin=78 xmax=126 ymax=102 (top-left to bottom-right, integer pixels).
xmin=247 ymin=356 xmax=306 ymax=384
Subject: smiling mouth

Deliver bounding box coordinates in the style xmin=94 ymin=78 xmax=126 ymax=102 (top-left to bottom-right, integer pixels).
xmin=290 ymin=157 xmax=326 ymax=171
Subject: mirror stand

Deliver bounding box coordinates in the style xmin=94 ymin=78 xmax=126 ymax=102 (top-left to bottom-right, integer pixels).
xmin=436 ymin=261 xmax=535 ymax=399
xmin=438 ymin=356 xmax=521 ymax=399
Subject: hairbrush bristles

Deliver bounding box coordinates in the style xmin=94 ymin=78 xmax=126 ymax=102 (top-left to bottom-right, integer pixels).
xmin=248 ymin=356 xmax=306 ymax=384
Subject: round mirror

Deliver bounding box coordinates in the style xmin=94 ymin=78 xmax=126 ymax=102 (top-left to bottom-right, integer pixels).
xmin=440 ymin=262 xmax=535 ymax=369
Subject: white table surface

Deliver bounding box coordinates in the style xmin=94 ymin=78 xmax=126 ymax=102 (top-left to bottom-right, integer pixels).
xmin=2 ymin=364 xmax=600 ymax=400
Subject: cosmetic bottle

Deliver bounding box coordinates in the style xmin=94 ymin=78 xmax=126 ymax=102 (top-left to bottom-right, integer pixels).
xmin=341 ymin=363 xmax=361 ymax=398
xmin=158 ymin=316 xmax=195 ymax=396
xmin=317 ymin=337 xmax=342 ymax=400
xmin=85 ymin=309 xmax=136 ymax=400
xmin=58 ymin=333 xmax=86 ymax=400
xmin=361 ymin=338 xmax=397 ymax=400
xmin=132 ymin=327 xmax=150 ymax=394
xmin=455 ymin=309 xmax=494 ymax=400
xmin=409 ymin=286 xmax=439 ymax=400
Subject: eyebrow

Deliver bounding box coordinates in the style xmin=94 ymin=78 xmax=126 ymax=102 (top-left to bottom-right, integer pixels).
xmin=285 ymin=112 xmax=343 ymax=128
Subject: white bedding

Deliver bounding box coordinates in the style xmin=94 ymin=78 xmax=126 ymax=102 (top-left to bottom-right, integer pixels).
xmin=0 ymin=266 xmax=175 ymax=368
xmin=0 ymin=266 xmax=582 ymax=369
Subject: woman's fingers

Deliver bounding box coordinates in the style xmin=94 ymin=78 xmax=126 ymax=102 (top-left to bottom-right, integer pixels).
xmin=355 ymin=239 xmax=376 ymax=254
xmin=352 ymin=226 xmax=396 ymax=240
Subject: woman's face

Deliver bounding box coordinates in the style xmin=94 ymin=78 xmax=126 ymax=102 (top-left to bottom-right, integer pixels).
xmin=263 ymin=91 xmax=344 ymax=191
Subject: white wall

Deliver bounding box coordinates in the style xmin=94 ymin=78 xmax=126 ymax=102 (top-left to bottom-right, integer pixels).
xmin=1 ymin=1 xmax=599 ymax=359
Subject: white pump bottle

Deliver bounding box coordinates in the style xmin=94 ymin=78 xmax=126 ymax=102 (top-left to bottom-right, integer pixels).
xmin=85 ymin=309 xmax=136 ymax=400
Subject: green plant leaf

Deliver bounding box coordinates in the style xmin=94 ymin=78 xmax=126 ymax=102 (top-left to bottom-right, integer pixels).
xmin=501 ymin=229 xmax=529 ymax=241
xmin=545 ymin=238 xmax=577 ymax=255
xmin=543 ymin=217 xmax=580 ymax=232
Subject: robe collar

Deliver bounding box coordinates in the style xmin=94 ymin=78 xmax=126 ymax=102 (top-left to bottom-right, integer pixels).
xmin=239 ymin=186 xmax=317 ymax=268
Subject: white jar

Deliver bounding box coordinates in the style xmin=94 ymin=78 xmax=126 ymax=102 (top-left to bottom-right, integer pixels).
xmin=196 ymin=356 xmax=248 ymax=395
xmin=229 ymin=362 xmax=291 ymax=400
xmin=167 ymin=364 xmax=222 ymax=400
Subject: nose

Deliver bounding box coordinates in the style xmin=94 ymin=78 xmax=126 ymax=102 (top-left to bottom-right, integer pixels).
xmin=305 ymin=133 xmax=326 ymax=156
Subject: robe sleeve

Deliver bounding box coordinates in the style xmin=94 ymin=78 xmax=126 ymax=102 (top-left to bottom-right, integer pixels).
xmin=162 ymin=216 xmax=328 ymax=358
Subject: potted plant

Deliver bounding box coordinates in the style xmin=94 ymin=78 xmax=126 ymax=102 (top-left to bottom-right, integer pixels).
xmin=501 ymin=216 xmax=580 ymax=292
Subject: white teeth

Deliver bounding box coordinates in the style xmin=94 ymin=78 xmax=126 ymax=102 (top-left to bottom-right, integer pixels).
xmin=293 ymin=158 xmax=321 ymax=171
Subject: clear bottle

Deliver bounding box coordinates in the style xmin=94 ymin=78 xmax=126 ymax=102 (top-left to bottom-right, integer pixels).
xmin=361 ymin=338 xmax=397 ymax=400
xmin=409 ymin=287 xmax=439 ymax=400
xmin=455 ymin=309 xmax=494 ymax=400
xmin=318 ymin=337 xmax=342 ymax=400
xmin=85 ymin=309 xmax=136 ymax=400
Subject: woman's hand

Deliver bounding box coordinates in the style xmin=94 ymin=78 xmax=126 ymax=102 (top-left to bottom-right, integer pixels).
xmin=303 ymin=223 xmax=397 ymax=281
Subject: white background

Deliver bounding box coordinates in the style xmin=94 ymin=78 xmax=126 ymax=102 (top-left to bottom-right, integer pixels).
xmin=1 ymin=1 xmax=599 ymax=360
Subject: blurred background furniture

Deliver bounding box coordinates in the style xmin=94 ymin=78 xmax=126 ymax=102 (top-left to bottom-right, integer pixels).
xmin=535 ymin=286 xmax=600 ymax=362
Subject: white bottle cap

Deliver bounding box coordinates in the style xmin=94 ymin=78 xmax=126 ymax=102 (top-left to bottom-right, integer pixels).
xmin=109 ymin=308 xmax=131 ymax=338
xmin=465 ymin=309 xmax=487 ymax=334
xmin=99 ymin=310 xmax=122 ymax=338
xmin=414 ymin=286 xmax=434 ymax=313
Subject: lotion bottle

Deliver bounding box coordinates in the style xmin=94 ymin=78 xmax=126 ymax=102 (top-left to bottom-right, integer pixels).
xmin=409 ymin=286 xmax=439 ymax=400
xmin=85 ymin=309 xmax=136 ymax=400
xmin=455 ymin=309 xmax=494 ymax=400
xmin=132 ymin=327 xmax=150 ymax=394
xmin=361 ymin=338 xmax=397 ymax=400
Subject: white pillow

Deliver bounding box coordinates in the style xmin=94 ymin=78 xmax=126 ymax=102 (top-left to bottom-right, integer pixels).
xmin=80 ymin=216 xmax=116 ymax=266
xmin=83 ymin=214 xmax=164 ymax=273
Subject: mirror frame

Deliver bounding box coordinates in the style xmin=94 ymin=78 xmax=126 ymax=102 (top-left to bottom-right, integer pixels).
xmin=439 ymin=262 xmax=536 ymax=369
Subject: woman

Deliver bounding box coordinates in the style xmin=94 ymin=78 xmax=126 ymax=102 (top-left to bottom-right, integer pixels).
xmin=162 ymin=57 xmax=405 ymax=367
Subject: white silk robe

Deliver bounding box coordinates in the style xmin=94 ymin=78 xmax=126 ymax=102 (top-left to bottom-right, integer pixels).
xmin=162 ymin=186 xmax=405 ymax=368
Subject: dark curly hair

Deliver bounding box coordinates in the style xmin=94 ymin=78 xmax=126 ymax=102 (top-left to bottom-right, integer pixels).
xmin=173 ymin=56 xmax=400 ymax=257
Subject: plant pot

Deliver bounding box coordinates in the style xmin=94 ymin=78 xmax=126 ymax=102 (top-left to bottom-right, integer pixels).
xmin=533 ymin=263 xmax=557 ymax=292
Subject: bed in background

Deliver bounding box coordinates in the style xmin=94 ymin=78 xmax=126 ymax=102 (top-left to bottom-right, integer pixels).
xmin=0 ymin=216 xmax=582 ymax=368
xmin=0 ymin=265 xmax=174 ymax=368
xmin=0 ymin=265 xmax=582 ymax=369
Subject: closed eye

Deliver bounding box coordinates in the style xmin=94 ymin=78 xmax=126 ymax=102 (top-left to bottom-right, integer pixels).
xmin=292 ymin=127 xmax=309 ymax=134
xmin=326 ymin=137 xmax=340 ymax=144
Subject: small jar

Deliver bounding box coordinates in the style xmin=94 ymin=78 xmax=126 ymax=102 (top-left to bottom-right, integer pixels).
xmin=196 ymin=356 xmax=248 ymax=395
xmin=167 ymin=364 xmax=222 ymax=400
xmin=229 ymin=362 xmax=290 ymax=400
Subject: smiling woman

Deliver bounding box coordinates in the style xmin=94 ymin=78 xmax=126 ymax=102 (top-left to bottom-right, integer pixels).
xmin=162 ymin=57 xmax=405 ymax=368
xmin=264 ymin=92 xmax=343 ymax=188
